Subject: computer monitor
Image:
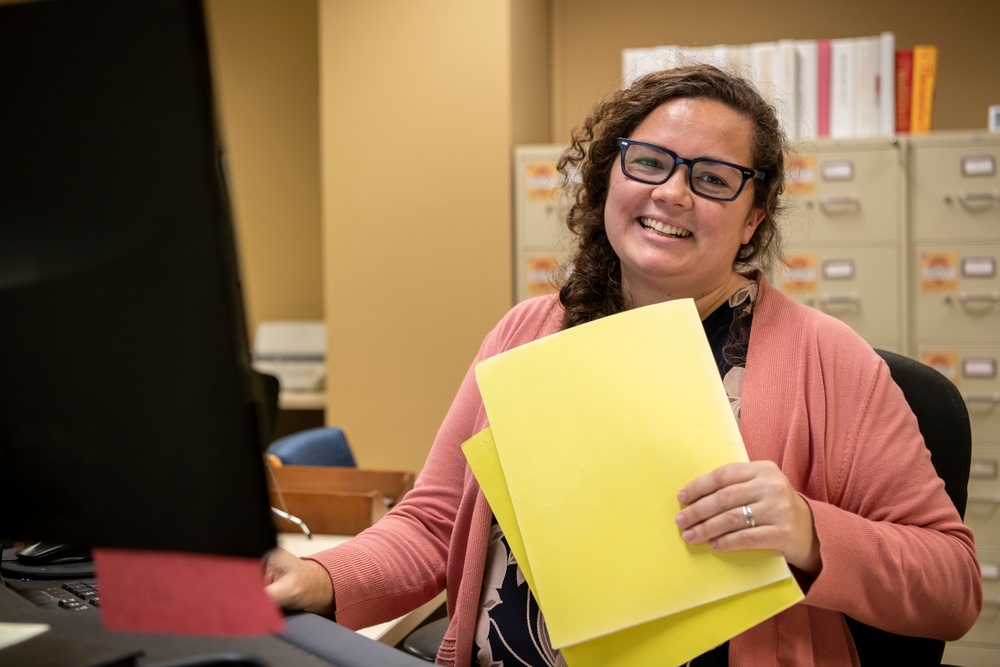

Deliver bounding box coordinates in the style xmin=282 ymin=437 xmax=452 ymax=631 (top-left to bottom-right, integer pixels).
xmin=0 ymin=0 xmax=276 ymax=560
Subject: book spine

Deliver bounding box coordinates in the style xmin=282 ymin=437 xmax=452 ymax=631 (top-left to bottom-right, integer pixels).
xmin=878 ymin=32 xmax=896 ymax=135
xmin=895 ymin=50 xmax=913 ymax=133
xmin=853 ymin=36 xmax=876 ymax=138
xmin=795 ymin=40 xmax=819 ymax=140
xmin=829 ymin=38 xmax=857 ymax=139
xmin=816 ymin=39 xmax=831 ymax=137
xmin=910 ymin=45 xmax=938 ymax=134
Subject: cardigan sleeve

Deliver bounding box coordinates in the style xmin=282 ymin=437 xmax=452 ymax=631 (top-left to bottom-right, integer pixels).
xmin=743 ymin=278 xmax=982 ymax=641
xmin=305 ymin=295 xmax=564 ymax=630
xmin=306 ymin=355 xmax=482 ymax=629
xmin=796 ymin=333 xmax=982 ymax=640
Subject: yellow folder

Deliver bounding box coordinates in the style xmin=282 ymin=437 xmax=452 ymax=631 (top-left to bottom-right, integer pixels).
xmin=465 ymin=298 xmax=802 ymax=665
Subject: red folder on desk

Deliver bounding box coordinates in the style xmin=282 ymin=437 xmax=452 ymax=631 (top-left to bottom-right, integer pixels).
xmin=94 ymin=549 xmax=283 ymax=635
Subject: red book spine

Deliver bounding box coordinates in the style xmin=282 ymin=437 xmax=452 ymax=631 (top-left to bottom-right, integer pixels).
xmin=895 ymin=49 xmax=913 ymax=133
xmin=816 ymin=40 xmax=831 ymax=138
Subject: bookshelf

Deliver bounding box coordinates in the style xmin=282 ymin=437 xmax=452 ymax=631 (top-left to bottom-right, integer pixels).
xmin=621 ymin=33 xmax=946 ymax=143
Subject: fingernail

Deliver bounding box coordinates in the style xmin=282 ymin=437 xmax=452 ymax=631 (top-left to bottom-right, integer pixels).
xmin=677 ymin=490 xmax=688 ymax=503
xmin=675 ymin=513 xmax=686 ymax=528
xmin=682 ymin=529 xmax=695 ymax=542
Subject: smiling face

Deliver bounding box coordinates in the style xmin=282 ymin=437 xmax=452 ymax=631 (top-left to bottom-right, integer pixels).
xmin=603 ymin=98 xmax=765 ymax=314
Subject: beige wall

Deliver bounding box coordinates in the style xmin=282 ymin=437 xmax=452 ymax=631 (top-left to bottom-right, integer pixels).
xmin=204 ymin=0 xmax=323 ymax=338
xmin=552 ymin=0 xmax=1000 ymax=142
xmin=318 ymin=1 xmax=517 ymax=472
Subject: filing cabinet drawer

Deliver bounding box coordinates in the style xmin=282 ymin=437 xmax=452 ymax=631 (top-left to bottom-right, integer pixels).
xmin=913 ymin=246 xmax=1000 ymax=343
xmin=947 ymin=546 xmax=1000 ymax=650
xmin=514 ymin=146 xmax=571 ymax=248
xmin=968 ymin=443 xmax=1000 ymax=515
xmin=916 ymin=346 xmax=1000 ymax=443
xmin=513 ymin=145 xmax=573 ymax=303
xmin=909 ymin=135 xmax=1000 ymax=242
xmin=779 ymin=246 xmax=903 ymax=344
xmin=965 ymin=484 xmax=1000 ymax=549
xmin=784 ymin=140 xmax=903 ymax=246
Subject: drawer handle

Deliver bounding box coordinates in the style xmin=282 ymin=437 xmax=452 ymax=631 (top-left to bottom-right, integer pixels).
xmin=944 ymin=292 xmax=1000 ymax=305
xmin=957 ymin=191 xmax=1000 ymax=204
xmin=968 ymin=493 xmax=1000 ymax=505
xmin=819 ymin=196 xmax=860 ymax=210
xmin=818 ymin=294 xmax=860 ymax=306
xmin=962 ymin=392 xmax=1000 ymax=405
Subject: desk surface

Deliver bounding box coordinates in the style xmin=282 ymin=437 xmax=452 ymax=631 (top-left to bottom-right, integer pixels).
xmin=0 ymin=583 xmax=336 ymax=667
xmin=278 ymin=533 xmax=446 ymax=647
xmin=0 ymin=537 xmax=442 ymax=667
xmin=0 ymin=534 xmax=443 ymax=666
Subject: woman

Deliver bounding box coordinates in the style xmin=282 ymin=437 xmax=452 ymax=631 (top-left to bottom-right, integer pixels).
xmin=264 ymin=65 xmax=982 ymax=666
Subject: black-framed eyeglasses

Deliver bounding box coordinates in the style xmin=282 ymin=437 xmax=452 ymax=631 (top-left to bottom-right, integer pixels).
xmin=616 ymin=138 xmax=766 ymax=202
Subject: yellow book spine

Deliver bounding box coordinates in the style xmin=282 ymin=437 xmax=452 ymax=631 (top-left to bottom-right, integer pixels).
xmin=910 ymin=45 xmax=938 ymax=134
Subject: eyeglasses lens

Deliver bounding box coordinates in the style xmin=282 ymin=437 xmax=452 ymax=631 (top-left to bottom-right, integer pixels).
xmin=623 ymin=143 xmax=743 ymax=200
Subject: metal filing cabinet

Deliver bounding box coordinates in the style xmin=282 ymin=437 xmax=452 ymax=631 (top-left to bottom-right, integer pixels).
xmin=911 ymin=132 xmax=1000 ymax=667
xmin=513 ymin=145 xmax=574 ymax=303
xmin=779 ymin=138 xmax=908 ymax=353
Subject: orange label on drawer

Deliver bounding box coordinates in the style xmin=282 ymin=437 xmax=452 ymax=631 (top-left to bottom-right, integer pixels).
xmin=782 ymin=253 xmax=817 ymax=294
xmin=920 ymin=350 xmax=959 ymax=383
xmin=919 ymin=251 xmax=958 ymax=293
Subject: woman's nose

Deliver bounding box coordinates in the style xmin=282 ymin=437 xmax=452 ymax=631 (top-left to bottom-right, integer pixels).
xmin=650 ymin=166 xmax=694 ymax=207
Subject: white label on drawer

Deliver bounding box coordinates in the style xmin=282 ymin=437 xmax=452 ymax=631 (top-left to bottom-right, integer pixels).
xmin=822 ymin=260 xmax=855 ymax=280
xmin=971 ymin=458 xmax=999 ymax=479
xmin=982 ymin=561 xmax=1000 ymax=580
xmin=962 ymin=256 xmax=997 ymax=278
xmin=961 ymin=155 xmax=996 ymax=177
xmin=963 ymin=357 xmax=997 ymax=378
xmin=820 ymin=160 xmax=854 ymax=181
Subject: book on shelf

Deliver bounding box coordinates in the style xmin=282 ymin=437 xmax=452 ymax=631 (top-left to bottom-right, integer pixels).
xmin=619 ymin=32 xmax=900 ymax=141
xmin=816 ymin=39 xmax=831 ymax=138
xmin=853 ymin=36 xmax=877 ymax=138
xmin=772 ymin=39 xmax=799 ymax=141
xmin=910 ymin=44 xmax=938 ymax=134
xmin=877 ymin=31 xmax=896 ymax=136
xmin=829 ymin=38 xmax=857 ymax=139
xmin=895 ymin=49 xmax=913 ymax=133
xmin=794 ymin=39 xmax=819 ymax=140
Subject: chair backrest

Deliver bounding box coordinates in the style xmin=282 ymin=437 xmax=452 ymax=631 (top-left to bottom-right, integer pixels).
xmin=845 ymin=349 xmax=972 ymax=665
xmin=267 ymin=426 xmax=358 ymax=468
xmin=252 ymin=370 xmax=282 ymax=445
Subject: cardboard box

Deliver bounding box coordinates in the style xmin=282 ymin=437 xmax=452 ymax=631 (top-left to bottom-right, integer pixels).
xmin=267 ymin=465 xmax=415 ymax=535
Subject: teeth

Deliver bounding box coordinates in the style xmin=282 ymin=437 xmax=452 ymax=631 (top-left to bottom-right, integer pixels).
xmin=640 ymin=217 xmax=691 ymax=237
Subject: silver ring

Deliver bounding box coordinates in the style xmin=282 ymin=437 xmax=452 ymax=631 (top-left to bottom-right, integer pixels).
xmin=742 ymin=504 xmax=756 ymax=528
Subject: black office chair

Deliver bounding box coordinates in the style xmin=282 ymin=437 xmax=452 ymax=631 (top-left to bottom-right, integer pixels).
xmin=844 ymin=349 xmax=972 ymax=666
xmin=252 ymin=370 xmax=282 ymax=445
xmin=400 ymin=349 xmax=974 ymax=664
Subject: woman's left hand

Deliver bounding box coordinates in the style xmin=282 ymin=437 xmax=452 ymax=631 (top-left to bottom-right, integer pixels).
xmin=674 ymin=460 xmax=821 ymax=575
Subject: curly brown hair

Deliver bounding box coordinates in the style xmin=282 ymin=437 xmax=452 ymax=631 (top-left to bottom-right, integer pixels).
xmin=557 ymin=64 xmax=787 ymax=329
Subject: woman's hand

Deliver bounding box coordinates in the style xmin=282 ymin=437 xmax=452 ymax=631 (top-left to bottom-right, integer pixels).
xmin=674 ymin=461 xmax=821 ymax=576
xmin=263 ymin=546 xmax=336 ymax=616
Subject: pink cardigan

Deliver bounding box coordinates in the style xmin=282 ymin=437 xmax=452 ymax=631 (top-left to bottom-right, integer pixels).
xmin=308 ymin=275 xmax=982 ymax=666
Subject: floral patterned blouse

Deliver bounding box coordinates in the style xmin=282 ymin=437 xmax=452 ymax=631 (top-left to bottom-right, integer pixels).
xmin=472 ymin=281 xmax=758 ymax=667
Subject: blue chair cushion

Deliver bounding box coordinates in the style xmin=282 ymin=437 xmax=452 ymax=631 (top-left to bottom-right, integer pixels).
xmin=267 ymin=427 xmax=357 ymax=467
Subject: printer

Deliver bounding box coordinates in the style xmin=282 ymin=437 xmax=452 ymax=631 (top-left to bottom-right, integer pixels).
xmin=252 ymin=320 xmax=326 ymax=392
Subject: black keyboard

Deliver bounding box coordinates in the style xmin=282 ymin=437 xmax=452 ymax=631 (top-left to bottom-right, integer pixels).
xmin=10 ymin=578 xmax=100 ymax=611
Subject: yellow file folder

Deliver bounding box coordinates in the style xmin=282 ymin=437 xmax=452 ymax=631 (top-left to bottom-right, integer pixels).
xmin=465 ymin=298 xmax=802 ymax=665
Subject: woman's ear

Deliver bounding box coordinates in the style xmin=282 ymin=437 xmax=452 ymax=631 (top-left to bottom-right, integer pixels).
xmin=742 ymin=208 xmax=765 ymax=245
